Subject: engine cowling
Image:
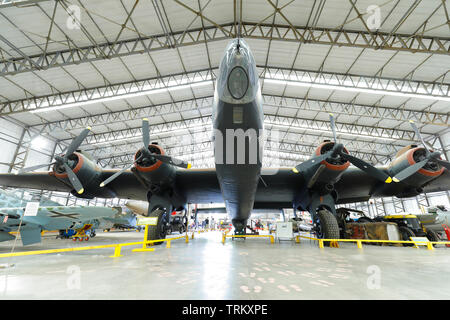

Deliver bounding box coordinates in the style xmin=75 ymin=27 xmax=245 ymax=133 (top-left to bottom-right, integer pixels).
xmin=51 ymin=152 xmax=116 ymax=198
xmin=309 ymin=141 xmax=350 ymax=189
xmin=133 ymin=144 xmax=176 ymax=192
xmin=388 ymin=145 xmax=445 ymax=186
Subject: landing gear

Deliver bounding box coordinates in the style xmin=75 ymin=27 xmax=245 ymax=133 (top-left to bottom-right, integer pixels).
xmin=313 ymin=209 xmax=340 ymax=246
xmin=399 ymin=226 xmax=415 ymax=246
xmin=147 ymin=207 xmax=170 ymax=245
xmin=426 ymin=229 xmax=439 ymax=242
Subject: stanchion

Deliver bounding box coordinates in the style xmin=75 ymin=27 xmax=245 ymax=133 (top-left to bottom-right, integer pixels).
xmin=356 ymin=240 xmax=363 ymax=249
xmin=132 ymin=225 xmax=155 ymax=252
xmin=110 ymin=245 xmax=123 ymax=258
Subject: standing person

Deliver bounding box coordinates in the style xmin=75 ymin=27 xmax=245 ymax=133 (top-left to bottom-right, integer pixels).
xmin=205 ymin=217 xmax=209 ymax=229
xmin=211 ymin=217 xmax=215 ymax=230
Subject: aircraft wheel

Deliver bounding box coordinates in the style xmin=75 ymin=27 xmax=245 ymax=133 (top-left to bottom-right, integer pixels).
xmin=147 ymin=208 xmax=169 ymax=245
xmin=399 ymin=226 xmax=415 ymax=246
xmin=314 ymin=209 xmax=340 ymax=246
xmin=426 ymin=229 xmax=439 ymax=246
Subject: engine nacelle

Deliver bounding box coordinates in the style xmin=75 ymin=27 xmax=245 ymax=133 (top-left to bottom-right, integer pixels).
xmin=52 ymin=152 xmax=116 ymax=199
xmin=134 ymin=144 xmax=176 ymax=193
xmin=388 ymin=145 xmax=445 ymax=187
xmin=307 ymin=141 xmax=350 ymax=191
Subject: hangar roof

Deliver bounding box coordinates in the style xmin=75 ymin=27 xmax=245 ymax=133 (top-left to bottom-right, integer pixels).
xmin=0 ymin=0 xmax=449 ymax=169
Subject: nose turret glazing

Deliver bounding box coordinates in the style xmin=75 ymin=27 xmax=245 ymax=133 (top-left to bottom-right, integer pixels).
xmin=216 ymin=39 xmax=259 ymax=104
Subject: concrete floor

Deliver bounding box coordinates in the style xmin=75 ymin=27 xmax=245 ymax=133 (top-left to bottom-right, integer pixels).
xmin=0 ymin=230 xmax=449 ymax=300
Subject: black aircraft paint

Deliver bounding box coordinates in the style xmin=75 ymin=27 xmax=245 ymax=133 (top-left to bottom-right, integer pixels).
xmin=213 ymin=39 xmax=264 ymax=232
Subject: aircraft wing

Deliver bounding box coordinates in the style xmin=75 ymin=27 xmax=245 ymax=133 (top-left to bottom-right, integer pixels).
xmin=177 ymin=167 xmax=450 ymax=208
xmin=0 ymin=170 xmax=148 ymax=201
xmin=423 ymin=169 xmax=450 ymax=193
xmin=0 ymin=172 xmax=72 ymax=192
xmin=176 ymin=167 xmax=304 ymax=208
xmin=1 ymin=167 xmax=449 ymax=212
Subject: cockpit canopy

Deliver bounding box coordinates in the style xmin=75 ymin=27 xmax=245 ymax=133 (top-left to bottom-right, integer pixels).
xmin=216 ymin=39 xmax=259 ymax=104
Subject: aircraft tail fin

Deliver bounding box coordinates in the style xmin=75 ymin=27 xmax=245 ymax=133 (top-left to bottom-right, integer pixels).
xmin=0 ymin=231 xmax=15 ymax=242
xmin=20 ymin=228 xmax=41 ymax=246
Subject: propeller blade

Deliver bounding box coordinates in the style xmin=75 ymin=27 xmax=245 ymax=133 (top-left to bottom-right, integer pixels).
xmin=341 ymin=153 xmax=392 ymax=183
xmin=392 ymin=158 xmax=429 ymax=182
xmin=151 ymin=154 xmax=191 ymax=169
xmin=292 ymin=152 xmax=330 ymax=173
xmin=329 ymin=113 xmax=337 ymax=143
xmin=62 ymin=163 xmax=84 ymax=194
xmin=100 ymin=154 xmax=144 ymax=187
xmin=64 ymin=127 xmax=92 ymax=161
xmin=436 ymin=159 xmax=450 ymax=170
xmin=100 ymin=164 xmax=134 ymax=187
xmin=19 ymin=162 xmax=56 ymax=173
xmin=142 ymin=118 xmax=150 ymax=151
xmin=409 ymin=121 xmax=430 ymax=157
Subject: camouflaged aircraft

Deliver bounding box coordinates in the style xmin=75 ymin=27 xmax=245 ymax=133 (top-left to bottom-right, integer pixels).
xmin=0 ymin=189 xmax=134 ymax=245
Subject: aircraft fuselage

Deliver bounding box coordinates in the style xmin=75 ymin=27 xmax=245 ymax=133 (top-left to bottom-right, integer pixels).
xmin=213 ymin=39 xmax=263 ymax=232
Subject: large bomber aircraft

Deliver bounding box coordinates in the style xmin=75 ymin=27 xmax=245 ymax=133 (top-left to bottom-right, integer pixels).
xmin=0 ymin=38 xmax=449 ymax=243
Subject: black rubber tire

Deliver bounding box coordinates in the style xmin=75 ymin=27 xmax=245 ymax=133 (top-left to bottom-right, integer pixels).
xmin=315 ymin=209 xmax=340 ymax=246
xmin=426 ymin=229 xmax=439 ymax=246
xmin=147 ymin=208 xmax=168 ymax=245
xmin=399 ymin=226 xmax=415 ymax=246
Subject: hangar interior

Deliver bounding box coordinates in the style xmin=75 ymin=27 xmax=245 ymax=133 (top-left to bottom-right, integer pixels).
xmin=0 ymin=0 xmax=449 ymax=300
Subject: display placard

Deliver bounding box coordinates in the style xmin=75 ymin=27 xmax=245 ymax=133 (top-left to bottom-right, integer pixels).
xmin=410 ymin=236 xmax=430 ymax=246
xmin=137 ymin=217 xmax=158 ymax=226
xmin=24 ymin=202 xmax=40 ymax=216
xmin=276 ymin=222 xmax=293 ymax=240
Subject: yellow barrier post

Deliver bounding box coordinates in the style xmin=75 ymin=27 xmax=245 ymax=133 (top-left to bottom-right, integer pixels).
xmin=270 ymin=235 xmax=274 ymax=244
xmin=318 ymin=239 xmax=324 ymax=248
xmin=356 ymin=240 xmax=363 ymax=249
xmin=295 ymin=235 xmax=300 ymax=243
xmin=132 ymin=225 xmax=155 ymax=252
xmin=222 ymin=233 xmax=226 ymax=244
xmin=185 ymin=233 xmax=189 ymax=243
xmin=109 ymin=245 xmax=123 ymax=258
xmin=427 ymin=242 xmax=434 ymax=251
xmin=330 ymin=241 xmax=339 ymax=248
xmin=166 ymin=240 xmax=171 ymax=248
xmin=191 ymin=231 xmax=195 ymax=239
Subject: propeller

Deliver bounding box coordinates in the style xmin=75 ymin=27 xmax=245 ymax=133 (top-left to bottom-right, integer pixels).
xmin=99 ymin=118 xmax=191 ymax=187
xmin=99 ymin=154 xmax=143 ymax=188
xmin=392 ymin=121 xmax=450 ymax=182
xmin=293 ymin=114 xmax=393 ymax=184
xmin=19 ymin=127 xmax=92 ymax=194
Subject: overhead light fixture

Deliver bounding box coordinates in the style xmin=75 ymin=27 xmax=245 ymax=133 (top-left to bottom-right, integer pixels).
xmin=263 ymin=78 xmax=450 ymax=102
xmin=268 ymin=122 xmax=397 ymax=142
xmin=30 ymin=80 xmax=213 ymax=114
xmin=90 ymin=123 xmax=211 ymax=146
